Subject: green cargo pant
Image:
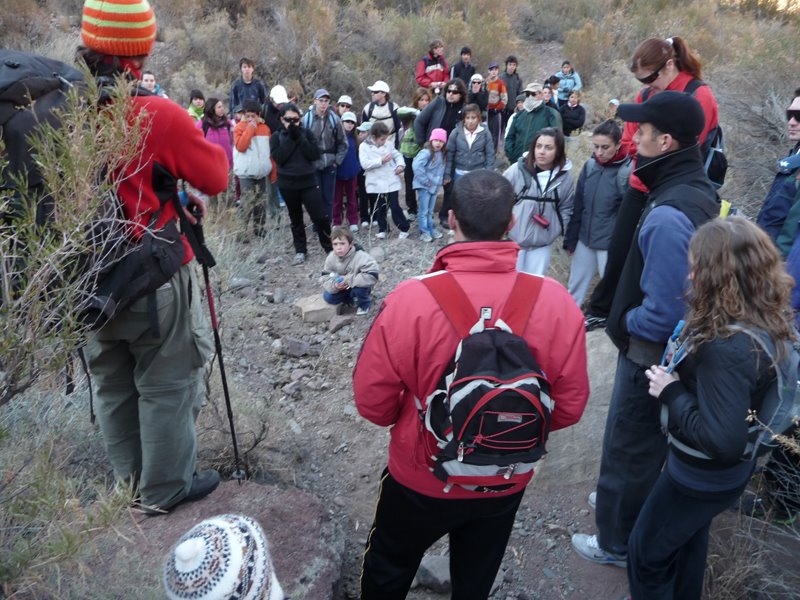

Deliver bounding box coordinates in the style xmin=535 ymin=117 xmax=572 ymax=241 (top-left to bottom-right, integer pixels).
xmin=85 ymin=263 xmax=213 ymax=510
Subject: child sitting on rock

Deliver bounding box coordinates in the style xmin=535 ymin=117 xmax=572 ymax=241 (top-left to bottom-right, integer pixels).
xmin=320 ymin=226 xmax=379 ymax=315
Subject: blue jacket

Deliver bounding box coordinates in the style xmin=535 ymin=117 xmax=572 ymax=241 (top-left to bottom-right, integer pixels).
xmin=412 ymin=148 xmax=446 ymax=194
xmin=555 ymin=71 xmax=582 ymax=102
xmin=756 ymin=146 xmax=800 ymax=253
xmin=337 ymin=132 xmax=360 ymax=180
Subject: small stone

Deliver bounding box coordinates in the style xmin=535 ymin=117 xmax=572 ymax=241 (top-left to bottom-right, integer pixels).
xmin=329 ymin=314 xmax=355 ymax=333
xmin=416 ymin=555 xmax=450 ymax=593
xmin=282 ymin=337 xmax=311 ymax=358
xmin=271 ymin=339 xmax=283 ymax=353
xmin=264 ymin=291 xmax=275 ymax=303
xmin=294 ymin=295 xmax=339 ymax=323
xmin=230 ymin=277 xmax=253 ymax=290
xmin=332 ymin=496 xmax=346 ymax=507
xmin=542 ymin=567 xmax=556 ymax=579
xmin=281 ymin=380 xmax=302 ymax=397
xmin=545 ymin=538 xmax=557 ymax=550
xmin=287 ymin=419 xmax=302 ymax=434
xmin=343 ymin=405 xmax=358 ymax=417
xmin=291 ymin=368 xmax=311 ymax=381
xmin=274 ymin=287 xmax=286 ymax=303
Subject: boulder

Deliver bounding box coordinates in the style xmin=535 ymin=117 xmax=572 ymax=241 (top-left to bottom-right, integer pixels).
xmin=294 ymin=295 xmax=339 ymax=323
xmin=416 ymin=554 xmax=451 ymax=593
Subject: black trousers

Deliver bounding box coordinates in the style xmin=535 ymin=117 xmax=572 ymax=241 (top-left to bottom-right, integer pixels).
xmin=279 ymin=185 xmax=332 ymax=254
xmin=361 ymin=469 xmax=523 ymax=600
xmin=403 ymin=156 xmax=418 ymax=214
xmin=438 ymin=179 xmax=455 ymax=226
xmin=586 ymin=186 xmax=648 ymax=318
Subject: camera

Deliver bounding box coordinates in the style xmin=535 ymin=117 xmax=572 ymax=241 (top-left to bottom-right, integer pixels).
xmin=531 ymin=213 xmax=550 ymax=229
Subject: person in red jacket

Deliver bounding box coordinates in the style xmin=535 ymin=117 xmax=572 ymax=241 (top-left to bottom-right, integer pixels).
xmin=354 ymin=169 xmax=589 ymax=600
xmin=584 ymin=36 xmax=720 ymax=330
xmin=415 ymin=39 xmax=450 ymax=95
xmin=77 ymin=0 xmax=229 ymax=515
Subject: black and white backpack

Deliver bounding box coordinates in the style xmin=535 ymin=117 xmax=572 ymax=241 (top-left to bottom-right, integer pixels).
xmin=417 ymin=271 xmax=552 ymax=492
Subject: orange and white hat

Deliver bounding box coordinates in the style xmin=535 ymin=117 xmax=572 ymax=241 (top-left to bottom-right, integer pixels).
xmin=81 ymin=0 xmax=157 ymax=57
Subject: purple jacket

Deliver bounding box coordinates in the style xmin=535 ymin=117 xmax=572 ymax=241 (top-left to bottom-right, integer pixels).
xmin=197 ymin=119 xmax=234 ymax=169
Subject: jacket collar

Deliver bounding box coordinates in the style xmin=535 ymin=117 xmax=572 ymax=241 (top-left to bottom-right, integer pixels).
xmin=633 ymin=144 xmax=705 ymax=191
xmin=428 ymin=241 xmax=520 ymax=274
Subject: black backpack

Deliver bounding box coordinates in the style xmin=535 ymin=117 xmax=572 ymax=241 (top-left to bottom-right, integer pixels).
xmin=0 ymin=50 xmax=188 ymax=331
xmin=418 ymin=271 xmax=552 ymax=493
xmin=642 ymin=79 xmax=728 ymax=189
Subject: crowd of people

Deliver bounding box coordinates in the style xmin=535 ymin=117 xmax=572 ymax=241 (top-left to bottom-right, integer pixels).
xmin=21 ymin=1 xmax=799 ymax=598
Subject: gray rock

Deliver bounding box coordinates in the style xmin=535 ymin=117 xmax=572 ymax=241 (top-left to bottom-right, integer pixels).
xmin=271 ymin=338 xmax=283 ymax=353
xmin=294 ymin=294 xmax=339 ymax=323
xmin=264 ymin=291 xmax=275 ymax=303
xmin=230 ymin=277 xmax=253 ymax=290
xmin=291 ymin=368 xmax=311 ymax=381
xmin=282 ymin=336 xmax=311 ymax=358
xmin=282 ymin=380 xmax=302 ymax=397
xmin=288 ymin=419 xmax=302 ymax=434
xmin=369 ymin=246 xmax=386 ymax=262
xmin=329 ymin=314 xmax=356 ymax=333
xmin=417 ymin=555 xmax=451 ymax=593
xmin=274 ymin=287 xmax=286 ymax=303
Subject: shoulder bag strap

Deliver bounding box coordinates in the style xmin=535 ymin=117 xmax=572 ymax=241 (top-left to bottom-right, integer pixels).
xmin=420 ymin=271 xmax=479 ymax=338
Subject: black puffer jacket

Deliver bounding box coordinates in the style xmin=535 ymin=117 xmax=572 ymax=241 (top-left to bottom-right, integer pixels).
xmin=270 ymin=126 xmax=321 ymax=189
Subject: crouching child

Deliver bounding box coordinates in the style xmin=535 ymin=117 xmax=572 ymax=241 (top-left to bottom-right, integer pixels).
xmin=320 ymin=226 xmax=379 ymax=315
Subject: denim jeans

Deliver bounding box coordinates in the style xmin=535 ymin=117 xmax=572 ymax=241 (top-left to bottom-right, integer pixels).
xmin=416 ymin=189 xmax=436 ymax=235
xmin=323 ymin=286 xmax=372 ymax=310
xmin=316 ymin=166 xmax=337 ymax=220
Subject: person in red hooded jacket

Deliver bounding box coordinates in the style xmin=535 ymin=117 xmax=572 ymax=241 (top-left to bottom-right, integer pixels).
xmin=77 ymin=0 xmax=228 ymax=515
xmin=415 ymin=39 xmax=450 ymax=95
xmin=354 ymin=169 xmax=589 ymax=600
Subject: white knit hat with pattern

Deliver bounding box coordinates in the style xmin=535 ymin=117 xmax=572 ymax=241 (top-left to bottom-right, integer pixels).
xmin=163 ymin=514 xmax=284 ymax=600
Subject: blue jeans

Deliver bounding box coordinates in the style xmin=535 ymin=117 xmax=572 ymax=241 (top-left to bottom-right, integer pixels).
xmin=323 ymin=286 xmax=372 ymax=310
xmin=627 ymin=461 xmax=749 ymax=600
xmin=316 ymin=166 xmax=337 ymax=220
xmin=416 ymin=189 xmax=436 ymax=235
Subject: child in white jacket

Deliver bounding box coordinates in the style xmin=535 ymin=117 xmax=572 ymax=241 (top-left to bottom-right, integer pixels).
xmin=359 ymin=122 xmax=410 ymax=239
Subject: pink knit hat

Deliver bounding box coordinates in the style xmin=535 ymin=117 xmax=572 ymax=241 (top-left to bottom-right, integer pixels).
xmin=430 ymin=128 xmax=447 ymax=143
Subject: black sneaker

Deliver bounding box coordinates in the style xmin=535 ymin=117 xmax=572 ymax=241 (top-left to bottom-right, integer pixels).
xmin=184 ymin=469 xmax=221 ymax=503
xmin=585 ymin=315 xmax=607 ymax=332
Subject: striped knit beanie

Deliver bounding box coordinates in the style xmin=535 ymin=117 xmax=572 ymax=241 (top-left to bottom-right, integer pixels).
xmin=81 ymin=0 xmax=157 ymax=57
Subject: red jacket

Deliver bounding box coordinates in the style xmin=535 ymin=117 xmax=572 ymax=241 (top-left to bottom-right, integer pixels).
xmin=622 ymin=71 xmax=719 ymax=193
xmin=353 ymin=241 xmax=589 ymax=499
xmin=118 ymin=95 xmax=228 ymax=264
xmin=415 ymin=52 xmax=450 ymax=89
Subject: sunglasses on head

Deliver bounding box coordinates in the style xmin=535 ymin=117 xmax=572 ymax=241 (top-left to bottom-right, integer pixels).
xmin=787 ymin=110 xmax=800 ymax=122
xmin=637 ymin=60 xmax=668 ymax=85
xmin=283 ymin=116 xmax=300 ymax=124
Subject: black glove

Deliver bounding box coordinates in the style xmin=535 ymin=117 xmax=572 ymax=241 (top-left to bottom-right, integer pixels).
xmin=288 ymin=124 xmax=301 ymax=139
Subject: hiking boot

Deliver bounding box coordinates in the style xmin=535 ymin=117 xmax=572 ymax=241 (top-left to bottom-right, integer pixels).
xmin=183 ymin=469 xmax=221 ymax=503
xmin=571 ymin=533 xmax=627 ymax=568
xmin=589 ymin=491 xmax=597 ymax=509
xmin=420 ymin=233 xmax=433 ymax=243
xmin=585 ymin=315 xmax=607 ymax=332
xmin=292 ymin=252 xmax=306 ymax=265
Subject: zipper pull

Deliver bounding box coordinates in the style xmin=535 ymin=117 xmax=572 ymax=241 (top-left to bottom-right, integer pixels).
xmin=504 ymin=464 xmax=517 ymax=480
xmin=457 ymin=443 xmax=465 ymax=462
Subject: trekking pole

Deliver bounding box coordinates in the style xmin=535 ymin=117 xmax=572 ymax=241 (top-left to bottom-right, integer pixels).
xmin=186 ymin=201 xmax=247 ymax=483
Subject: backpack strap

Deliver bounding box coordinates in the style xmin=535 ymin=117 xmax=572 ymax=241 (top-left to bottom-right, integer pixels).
xmin=420 ymin=271 xmax=478 ymax=338
xmin=500 ymin=273 xmax=543 ymax=333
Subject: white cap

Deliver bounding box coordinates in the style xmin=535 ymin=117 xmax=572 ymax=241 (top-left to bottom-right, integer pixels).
xmin=337 ymin=95 xmax=353 ymax=106
xmin=270 ymin=85 xmax=289 ymax=104
xmin=341 ymin=111 xmax=357 ymax=123
xmin=470 ymin=73 xmax=484 ymax=83
xmin=367 ymin=80 xmax=390 ymax=93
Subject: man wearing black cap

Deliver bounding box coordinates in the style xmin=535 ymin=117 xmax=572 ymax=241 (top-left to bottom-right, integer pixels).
xmin=572 ymin=91 xmax=719 ymax=567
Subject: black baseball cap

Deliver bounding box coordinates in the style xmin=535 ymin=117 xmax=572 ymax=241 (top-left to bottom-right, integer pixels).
xmin=617 ymin=91 xmax=705 ymax=145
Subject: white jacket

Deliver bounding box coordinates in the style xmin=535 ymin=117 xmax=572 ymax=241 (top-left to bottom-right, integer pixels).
xmin=233 ymin=131 xmax=272 ymax=179
xmin=359 ymin=138 xmax=404 ymax=194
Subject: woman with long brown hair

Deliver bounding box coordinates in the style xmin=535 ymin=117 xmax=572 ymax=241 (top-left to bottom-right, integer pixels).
xmin=584 ymin=36 xmax=721 ymax=329
xmin=630 ymin=216 xmax=796 ymax=599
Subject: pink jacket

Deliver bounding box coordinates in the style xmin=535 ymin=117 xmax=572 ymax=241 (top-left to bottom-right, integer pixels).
xmin=196 ymin=119 xmax=234 ymax=169
xmin=353 ymin=241 xmax=590 ymax=499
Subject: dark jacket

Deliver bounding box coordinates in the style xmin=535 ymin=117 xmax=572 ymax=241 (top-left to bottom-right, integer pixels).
xmin=336 ymin=132 xmax=360 ymax=180
xmin=662 ymin=332 xmax=774 ymax=469
xmin=467 ymin=86 xmax=488 ymax=113
xmin=756 ymin=144 xmax=800 ymax=253
xmin=559 ymin=103 xmax=586 ymax=136
xmin=503 ymin=104 xmax=562 ymax=163
xmin=563 ymin=152 xmax=632 ymax=252
xmin=414 ymin=96 xmax=464 ymax=145
xmin=451 ymin=61 xmax=475 ymax=82
xmin=229 ymin=77 xmax=267 ymax=113
xmin=263 ymin=101 xmax=282 ymax=136
xmin=606 ymin=145 xmax=719 ymax=357
xmin=499 ymin=71 xmax=523 ymax=112
xmin=270 ymin=126 xmax=321 ymax=189
xmin=444 ymin=123 xmax=495 ymax=177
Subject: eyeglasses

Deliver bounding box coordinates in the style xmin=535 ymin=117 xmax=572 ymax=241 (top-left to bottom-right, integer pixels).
xmin=787 ymin=110 xmax=800 ymax=122
xmin=339 ymin=103 xmax=352 ymax=108
xmin=283 ymin=117 xmax=300 ymax=124
xmin=446 ymin=89 xmax=460 ymax=95
xmin=636 ymin=60 xmax=668 ymax=84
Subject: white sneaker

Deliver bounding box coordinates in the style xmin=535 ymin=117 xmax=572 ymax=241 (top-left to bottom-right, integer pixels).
xmin=447 ymin=229 xmax=455 ymax=236
xmin=349 ymin=224 xmax=359 ymax=233
xmin=292 ymin=252 xmax=305 ymax=265
xmin=398 ymin=231 xmax=410 ymax=239
xmin=571 ymin=533 xmax=627 ymax=568
xmin=376 ymin=231 xmax=386 ymax=239
xmin=420 ymin=233 xmax=433 ymax=243
xmin=431 ymin=229 xmax=444 ymax=240
xmin=356 ymin=306 xmax=369 ymax=316
xmin=361 ymin=221 xmax=369 ymax=229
